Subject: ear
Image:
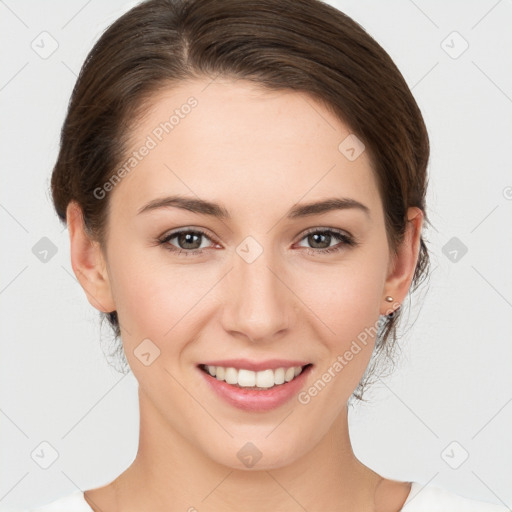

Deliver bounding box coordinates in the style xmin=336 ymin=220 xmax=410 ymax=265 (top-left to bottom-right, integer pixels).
xmin=66 ymin=201 xmax=116 ymax=313
xmin=380 ymin=207 xmax=424 ymax=316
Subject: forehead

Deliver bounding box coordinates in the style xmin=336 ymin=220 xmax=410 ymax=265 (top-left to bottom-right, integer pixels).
xmin=108 ymin=78 xmax=382 ymax=220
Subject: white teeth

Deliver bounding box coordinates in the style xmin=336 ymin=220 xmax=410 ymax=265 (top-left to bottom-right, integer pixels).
xmin=225 ymin=367 xmax=238 ymax=385
xmin=256 ymin=369 xmax=274 ymax=388
xmin=238 ymin=369 xmax=256 ymax=387
xmin=274 ymin=367 xmax=285 ymax=385
xmin=204 ymin=364 xmax=306 ymax=389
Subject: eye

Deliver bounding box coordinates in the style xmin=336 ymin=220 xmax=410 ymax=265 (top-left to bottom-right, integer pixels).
xmin=295 ymin=228 xmax=358 ymax=256
xmin=157 ymin=228 xmax=215 ymax=257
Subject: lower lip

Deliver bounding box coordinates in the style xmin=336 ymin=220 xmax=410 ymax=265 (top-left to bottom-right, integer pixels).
xmin=198 ymin=365 xmax=313 ymax=412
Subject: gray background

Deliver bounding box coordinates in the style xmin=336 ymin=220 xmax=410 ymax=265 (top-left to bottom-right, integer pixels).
xmin=1 ymin=0 xmax=511 ymax=509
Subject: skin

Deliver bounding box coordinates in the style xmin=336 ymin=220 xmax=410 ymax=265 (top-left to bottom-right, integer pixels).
xmin=67 ymin=78 xmax=423 ymax=512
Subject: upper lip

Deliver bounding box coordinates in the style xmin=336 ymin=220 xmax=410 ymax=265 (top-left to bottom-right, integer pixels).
xmin=199 ymin=359 xmax=312 ymax=372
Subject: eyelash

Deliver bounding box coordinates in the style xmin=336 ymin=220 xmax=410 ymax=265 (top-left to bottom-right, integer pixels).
xmin=156 ymin=227 xmax=358 ymax=257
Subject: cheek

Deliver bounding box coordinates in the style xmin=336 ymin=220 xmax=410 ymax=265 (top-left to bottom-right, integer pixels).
xmin=106 ymin=245 xmax=213 ymax=347
xmin=301 ymin=260 xmax=384 ymax=335
xmin=294 ymin=270 xmax=384 ymax=411
xmin=298 ymin=257 xmax=386 ymax=383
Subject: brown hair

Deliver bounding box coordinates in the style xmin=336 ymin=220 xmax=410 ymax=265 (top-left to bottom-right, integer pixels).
xmin=51 ymin=0 xmax=431 ymax=402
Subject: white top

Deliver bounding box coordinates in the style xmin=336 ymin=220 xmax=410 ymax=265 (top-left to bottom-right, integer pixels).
xmin=18 ymin=481 xmax=510 ymax=511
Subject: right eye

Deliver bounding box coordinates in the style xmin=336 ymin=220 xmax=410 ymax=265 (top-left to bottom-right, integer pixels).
xmin=157 ymin=228 xmax=217 ymax=256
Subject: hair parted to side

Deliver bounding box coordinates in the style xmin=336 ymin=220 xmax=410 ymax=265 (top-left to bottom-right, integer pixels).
xmin=50 ymin=0 xmax=431 ymax=402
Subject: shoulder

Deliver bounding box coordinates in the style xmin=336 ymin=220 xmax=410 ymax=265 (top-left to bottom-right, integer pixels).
xmin=18 ymin=490 xmax=93 ymax=512
xmin=401 ymin=481 xmax=509 ymax=511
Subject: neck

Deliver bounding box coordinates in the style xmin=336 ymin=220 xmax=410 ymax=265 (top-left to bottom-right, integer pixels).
xmin=113 ymin=389 xmax=382 ymax=512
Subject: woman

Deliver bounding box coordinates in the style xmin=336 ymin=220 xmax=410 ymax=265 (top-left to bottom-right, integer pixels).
xmin=27 ymin=0 xmax=507 ymax=510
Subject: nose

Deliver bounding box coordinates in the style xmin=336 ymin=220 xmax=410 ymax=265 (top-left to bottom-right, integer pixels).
xmin=221 ymin=245 xmax=296 ymax=343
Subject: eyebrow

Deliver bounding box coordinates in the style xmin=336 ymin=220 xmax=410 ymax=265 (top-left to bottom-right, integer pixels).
xmin=137 ymin=195 xmax=371 ymax=219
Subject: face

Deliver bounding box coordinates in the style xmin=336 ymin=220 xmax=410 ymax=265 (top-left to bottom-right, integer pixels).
xmin=72 ymin=78 xmax=420 ymax=470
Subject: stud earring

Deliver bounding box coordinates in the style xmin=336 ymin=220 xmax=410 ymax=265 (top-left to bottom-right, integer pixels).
xmin=384 ymin=295 xmax=400 ymax=319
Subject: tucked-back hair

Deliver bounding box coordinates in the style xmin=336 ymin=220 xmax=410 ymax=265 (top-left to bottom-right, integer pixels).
xmin=51 ymin=0 xmax=431 ymax=402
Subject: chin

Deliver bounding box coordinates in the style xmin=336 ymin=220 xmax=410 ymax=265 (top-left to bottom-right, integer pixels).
xmin=203 ymin=431 xmax=308 ymax=472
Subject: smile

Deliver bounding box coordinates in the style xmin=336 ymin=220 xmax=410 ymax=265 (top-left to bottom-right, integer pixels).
xmin=199 ymin=363 xmax=312 ymax=390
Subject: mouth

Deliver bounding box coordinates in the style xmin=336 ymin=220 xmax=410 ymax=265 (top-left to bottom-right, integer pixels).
xmin=198 ymin=363 xmax=313 ymax=390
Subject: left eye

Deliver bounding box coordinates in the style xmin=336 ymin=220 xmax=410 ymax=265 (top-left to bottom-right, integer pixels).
xmin=296 ymin=229 xmax=352 ymax=250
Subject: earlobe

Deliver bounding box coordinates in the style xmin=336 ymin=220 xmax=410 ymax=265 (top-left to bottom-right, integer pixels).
xmin=66 ymin=201 xmax=116 ymax=314
xmin=381 ymin=207 xmax=423 ymax=315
